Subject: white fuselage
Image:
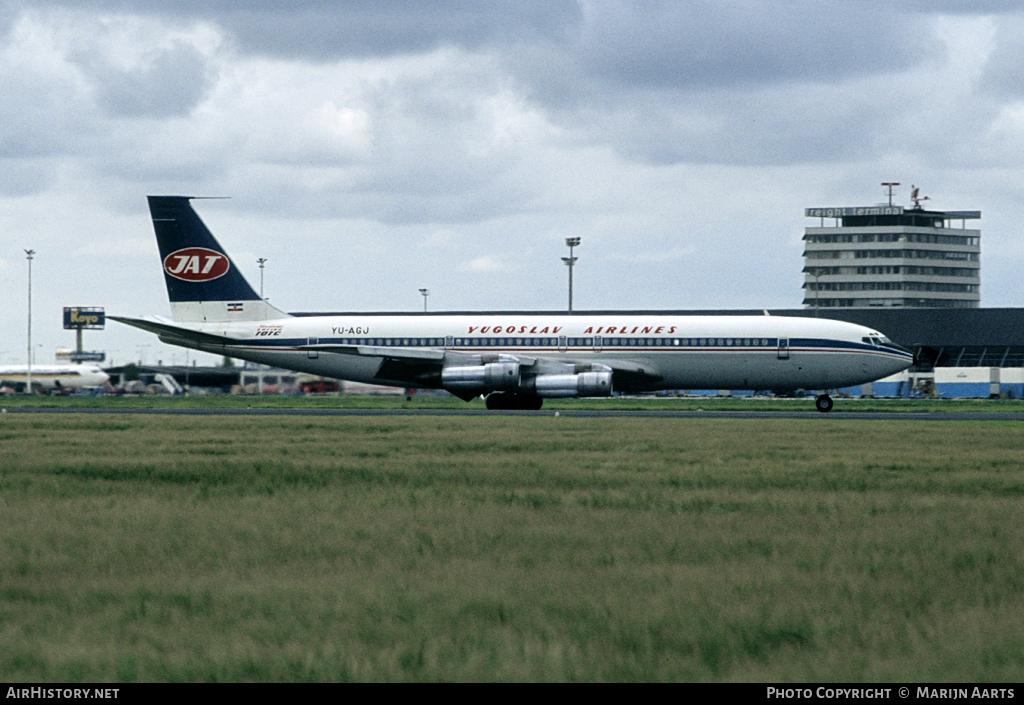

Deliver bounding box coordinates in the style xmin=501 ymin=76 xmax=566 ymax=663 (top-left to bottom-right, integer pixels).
xmin=168 ymin=312 xmax=913 ymax=393
xmin=0 ymin=364 xmax=110 ymax=391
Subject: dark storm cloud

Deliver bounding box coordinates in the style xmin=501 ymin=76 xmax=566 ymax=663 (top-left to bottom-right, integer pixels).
xmin=502 ymin=0 xmax=938 ymax=113
xmin=77 ymin=41 xmax=216 ymax=118
xmin=484 ymin=1 xmax=953 ymax=167
xmin=900 ymin=0 xmax=1024 ymax=11
xmin=602 ymin=87 xmax=897 ymax=166
xmin=221 ymin=0 xmax=582 ymax=59
xmin=22 ymin=0 xmax=583 ymax=59
xmin=979 ymin=20 xmax=1024 ymax=99
xmin=576 ymin=1 xmax=930 ymax=90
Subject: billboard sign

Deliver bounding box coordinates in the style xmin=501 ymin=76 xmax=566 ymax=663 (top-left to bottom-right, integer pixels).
xmin=69 ymin=352 xmax=106 ymax=363
xmin=64 ymin=307 xmax=105 ymax=330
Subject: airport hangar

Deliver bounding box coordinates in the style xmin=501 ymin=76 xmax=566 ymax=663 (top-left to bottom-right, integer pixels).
xmin=786 ymin=306 xmax=1024 ymax=398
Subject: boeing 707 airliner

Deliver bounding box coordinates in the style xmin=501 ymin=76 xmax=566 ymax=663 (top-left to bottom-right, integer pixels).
xmin=113 ymin=196 xmax=913 ymax=411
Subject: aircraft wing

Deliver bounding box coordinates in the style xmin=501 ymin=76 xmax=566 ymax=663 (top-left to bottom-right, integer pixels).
xmin=300 ymin=343 xmax=446 ymax=362
xmin=302 ymin=343 xmax=662 ymax=390
xmin=302 ymin=343 xmax=660 ymax=375
xmin=112 ymin=316 xmax=664 ymax=392
xmin=593 ymin=359 xmax=663 ymax=388
xmin=299 ymin=343 xmax=449 ymax=387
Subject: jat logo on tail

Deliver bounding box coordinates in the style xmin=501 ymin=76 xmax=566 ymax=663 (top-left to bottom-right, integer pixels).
xmin=163 ymin=248 xmax=229 ymax=282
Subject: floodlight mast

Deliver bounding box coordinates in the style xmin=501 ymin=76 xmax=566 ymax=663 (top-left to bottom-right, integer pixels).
xmin=562 ymin=237 xmax=581 ymax=313
xmin=25 ymin=249 xmax=34 ymax=395
xmin=257 ymin=258 xmax=268 ymax=300
xmin=257 ymin=256 xmax=268 ymax=395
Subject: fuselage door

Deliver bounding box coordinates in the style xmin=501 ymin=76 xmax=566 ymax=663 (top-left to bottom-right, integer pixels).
xmin=445 ymin=336 xmax=454 ymax=350
xmin=593 ymin=336 xmax=603 ymax=353
xmin=558 ymin=336 xmax=568 ymax=353
xmin=777 ymin=338 xmax=790 ymax=360
xmin=308 ymin=337 xmax=319 ymax=359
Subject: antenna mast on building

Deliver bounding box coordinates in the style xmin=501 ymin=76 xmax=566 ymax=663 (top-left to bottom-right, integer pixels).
xmin=881 ymin=182 xmax=900 ymax=207
xmin=911 ymin=185 xmax=930 ymax=209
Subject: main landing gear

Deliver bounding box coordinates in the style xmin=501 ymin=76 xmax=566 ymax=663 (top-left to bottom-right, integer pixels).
xmin=485 ymin=392 xmax=544 ymax=410
xmin=815 ymin=394 xmax=834 ymax=413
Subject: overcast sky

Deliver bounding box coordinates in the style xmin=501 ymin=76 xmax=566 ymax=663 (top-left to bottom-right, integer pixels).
xmin=2 ymin=0 xmax=1024 ymax=367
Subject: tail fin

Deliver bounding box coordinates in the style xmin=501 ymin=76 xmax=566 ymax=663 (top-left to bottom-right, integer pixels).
xmin=148 ymin=196 xmax=290 ymax=322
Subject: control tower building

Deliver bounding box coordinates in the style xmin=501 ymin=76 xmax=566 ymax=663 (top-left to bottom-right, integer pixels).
xmin=803 ymin=188 xmax=980 ymax=309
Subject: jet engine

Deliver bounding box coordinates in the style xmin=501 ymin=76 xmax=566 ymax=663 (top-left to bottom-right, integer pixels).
xmin=441 ymin=362 xmax=521 ymax=396
xmin=532 ymin=371 xmax=613 ymax=398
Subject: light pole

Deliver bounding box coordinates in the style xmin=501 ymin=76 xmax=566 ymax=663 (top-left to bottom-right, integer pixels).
xmin=419 ymin=288 xmax=429 ymax=312
xmin=256 ymin=258 xmax=268 ymax=395
xmin=812 ymin=267 xmax=822 ymax=317
xmin=562 ymin=237 xmax=580 ymax=313
xmin=257 ymin=258 xmax=267 ymax=299
xmin=25 ymin=249 xmax=34 ymax=395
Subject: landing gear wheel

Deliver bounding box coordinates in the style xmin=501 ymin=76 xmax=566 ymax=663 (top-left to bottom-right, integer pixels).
xmin=486 ymin=393 xmax=509 ymax=410
xmin=815 ymin=394 xmax=834 ymax=413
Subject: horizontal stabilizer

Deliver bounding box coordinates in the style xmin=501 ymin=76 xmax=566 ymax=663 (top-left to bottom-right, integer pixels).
xmin=110 ymin=316 xmax=236 ymax=348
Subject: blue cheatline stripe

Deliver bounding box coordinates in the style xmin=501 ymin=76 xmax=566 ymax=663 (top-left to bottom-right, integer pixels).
xmin=229 ymin=335 xmax=911 ymax=360
xmin=239 ymin=336 xmax=784 ymax=349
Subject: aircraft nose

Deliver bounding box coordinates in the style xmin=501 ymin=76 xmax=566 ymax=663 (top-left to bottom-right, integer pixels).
xmin=896 ymin=351 xmax=915 ymax=373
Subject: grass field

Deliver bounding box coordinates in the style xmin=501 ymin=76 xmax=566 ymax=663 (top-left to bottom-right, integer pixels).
xmin=3 ymin=393 xmax=1024 ymax=413
xmin=3 ymin=412 xmax=1024 ymax=682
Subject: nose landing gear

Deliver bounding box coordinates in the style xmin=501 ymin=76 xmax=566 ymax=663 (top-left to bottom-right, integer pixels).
xmin=815 ymin=394 xmax=834 ymax=413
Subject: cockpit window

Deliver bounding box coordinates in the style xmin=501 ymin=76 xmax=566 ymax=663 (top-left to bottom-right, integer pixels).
xmin=864 ymin=334 xmax=911 ymax=354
